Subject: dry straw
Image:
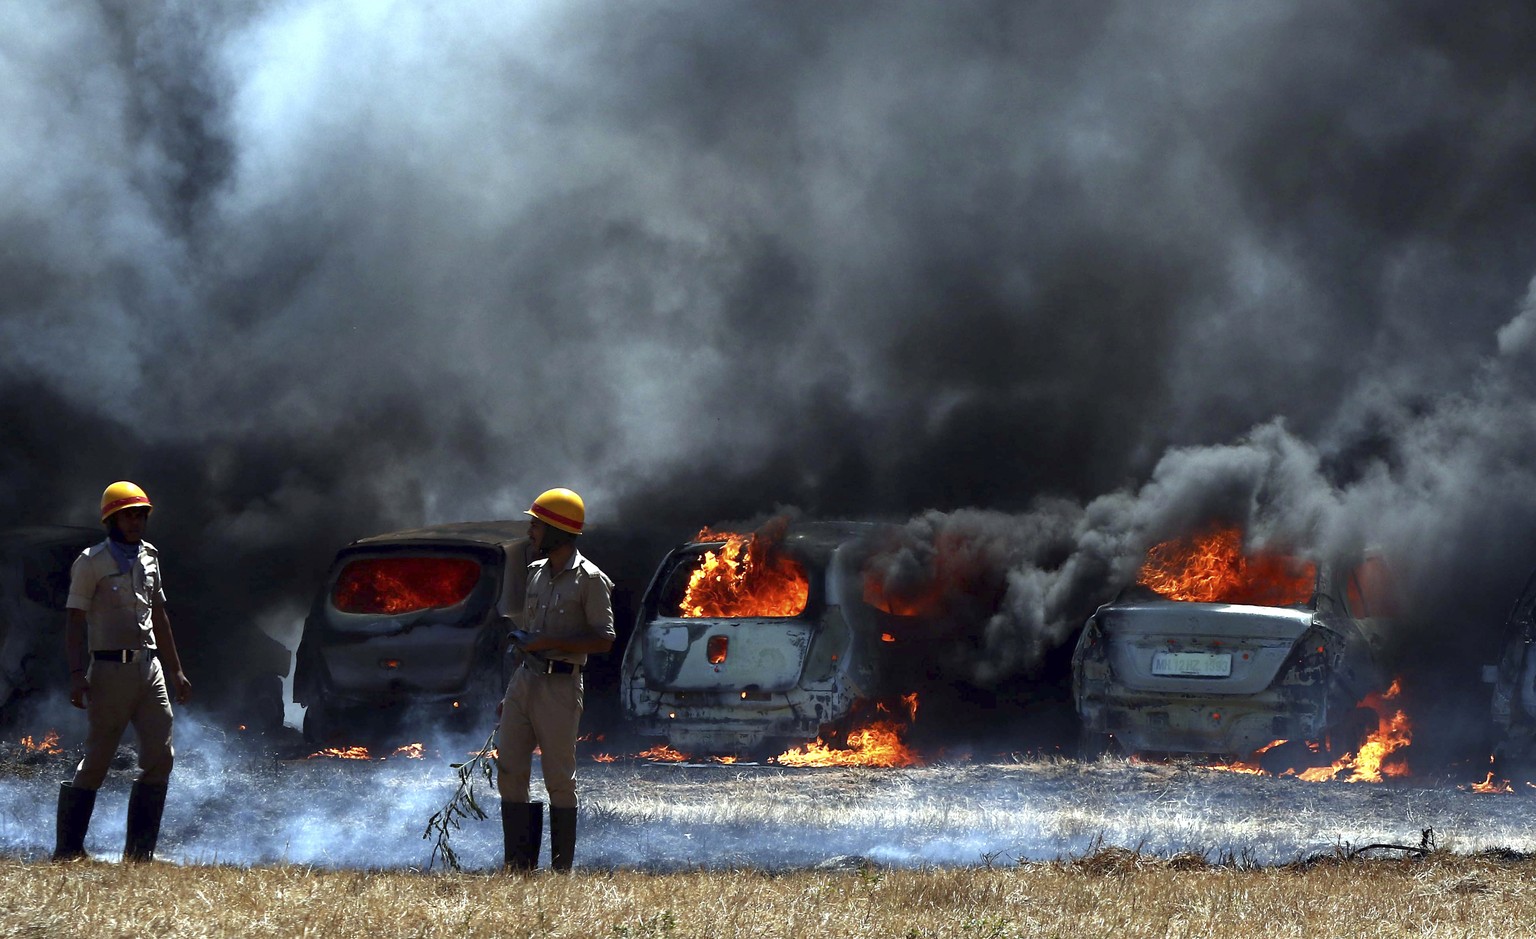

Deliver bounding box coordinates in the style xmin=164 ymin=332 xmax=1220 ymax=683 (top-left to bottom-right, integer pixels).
xmin=9 ymin=850 xmax=1536 ymax=939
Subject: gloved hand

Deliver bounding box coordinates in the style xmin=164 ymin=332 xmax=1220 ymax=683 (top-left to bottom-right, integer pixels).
xmin=508 ymin=629 xmax=533 ymax=649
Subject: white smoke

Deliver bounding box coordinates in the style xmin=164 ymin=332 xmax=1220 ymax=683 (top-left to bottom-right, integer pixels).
xmin=6 ymin=716 xmax=1536 ymax=869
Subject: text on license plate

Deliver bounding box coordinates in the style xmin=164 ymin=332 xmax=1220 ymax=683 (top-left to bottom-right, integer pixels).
xmin=1152 ymin=651 xmax=1232 ymax=677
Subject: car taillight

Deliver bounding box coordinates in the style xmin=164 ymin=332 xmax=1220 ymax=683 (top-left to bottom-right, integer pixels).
xmin=707 ymin=635 xmax=728 ymax=664
xmin=1296 ymin=631 xmax=1331 ymax=669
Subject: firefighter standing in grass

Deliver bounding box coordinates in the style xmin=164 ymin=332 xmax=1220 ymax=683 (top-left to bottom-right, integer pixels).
xmin=54 ymin=481 xmax=192 ymax=862
xmin=495 ymin=487 xmax=614 ymax=872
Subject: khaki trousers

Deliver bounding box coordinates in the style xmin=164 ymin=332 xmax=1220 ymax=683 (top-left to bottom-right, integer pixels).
xmin=495 ymin=665 xmax=583 ymax=807
xmin=72 ymin=656 xmax=175 ymax=791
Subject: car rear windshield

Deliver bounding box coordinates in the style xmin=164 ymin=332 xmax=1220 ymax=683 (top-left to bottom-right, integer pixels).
xmin=656 ymin=541 xmax=809 ymax=618
xmin=331 ymin=556 xmax=482 ymax=615
xmin=1137 ymin=528 xmax=1316 ymax=607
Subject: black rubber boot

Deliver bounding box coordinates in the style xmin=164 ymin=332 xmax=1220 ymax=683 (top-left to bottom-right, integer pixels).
xmin=501 ymin=801 xmax=543 ymax=872
xmin=53 ymin=782 xmax=97 ymax=861
xmin=549 ymin=805 xmax=577 ymax=872
xmin=124 ymin=781 xmax=168 ymax=862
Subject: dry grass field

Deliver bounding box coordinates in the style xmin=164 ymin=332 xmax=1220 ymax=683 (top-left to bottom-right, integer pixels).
xmin=6 ymin=851 xmax=1536 ymax=939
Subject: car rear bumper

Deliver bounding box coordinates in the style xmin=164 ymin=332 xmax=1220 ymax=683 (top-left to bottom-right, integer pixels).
xmin=1078 ymin=683 xmax=1328 ymax=756
xmin=624 ymin=681 xmax=858 ymax=751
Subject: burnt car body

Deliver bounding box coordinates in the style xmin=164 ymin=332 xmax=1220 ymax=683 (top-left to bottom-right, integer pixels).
xmin=1072 ymin=555 xmax=1396 ymax=768
xmin=0 ymin=525 xmax=292 ymax=732
xmin=1484 ymin=566 xmax=1536 ymax=772
xmin=0 ymin=526 xmax=101 ymax=722
xmin=293 ymin=521 xmax=535 ymax=741
xmin=620 ymin=521 xmax=926 ymax=756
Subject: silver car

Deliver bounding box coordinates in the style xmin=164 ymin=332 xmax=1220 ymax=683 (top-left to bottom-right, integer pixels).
xmin=1072 ymin=542 xmax=1396 ymax=772
xmin=620 ymin=521 xmax=919 ymax=756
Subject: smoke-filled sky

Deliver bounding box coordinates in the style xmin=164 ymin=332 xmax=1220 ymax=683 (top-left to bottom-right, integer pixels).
xmin=4 ymin=1 xmax=1536 ymax=740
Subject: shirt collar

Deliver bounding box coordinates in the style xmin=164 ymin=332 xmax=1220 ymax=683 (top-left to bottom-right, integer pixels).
xmin=105 ymin=538 xmax=140 ymax=575
xmin=547 ymin=548 xmax=583 ymax=579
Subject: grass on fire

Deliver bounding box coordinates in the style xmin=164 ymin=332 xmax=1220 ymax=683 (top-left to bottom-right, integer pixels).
xmin=7 ymin=851 xmax=1536 ymax=938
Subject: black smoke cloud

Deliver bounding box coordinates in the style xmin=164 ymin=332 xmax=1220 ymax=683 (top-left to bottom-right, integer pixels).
xmin=4 ymin=2 xmax=1536 ymax=752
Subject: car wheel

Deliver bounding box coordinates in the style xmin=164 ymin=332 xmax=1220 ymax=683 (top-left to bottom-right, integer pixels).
xmin=1259 ymin=739 xmax=1318 ymax=775
xmin=242 ymin=675 xmax=285 ymax=733
xmin=1077 ymin=728 xmax=1119 ymax=761
xmin=746 ymin=736 xmax=799 ymax=763
xmin=1330 ymin=707 xmax=1381 ymax=758
xmin=302 ymin=698 xmax=330 ymax=744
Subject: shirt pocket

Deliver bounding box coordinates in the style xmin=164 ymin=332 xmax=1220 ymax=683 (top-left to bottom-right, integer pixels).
xmin=103 ymin=573 xmax=136 ymax=612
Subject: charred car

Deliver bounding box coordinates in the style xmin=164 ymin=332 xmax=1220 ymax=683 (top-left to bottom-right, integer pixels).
xmin=1072 ymin=529 xmax=1398 ymax=771
xmin=0 ymin=526 xmax=101 ymax=722
xmin=620 ymin=520 xmax=929 ymax=756
xmin=293 ymin=521 xmax=536 ymax=741
xmin=0 ymin=525 xmax=291 ymax=732
xmin=1484 ymin=565 xmax=1536 ymax=774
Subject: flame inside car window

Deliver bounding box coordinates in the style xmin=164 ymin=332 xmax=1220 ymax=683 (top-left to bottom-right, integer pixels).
xmin=862 ymin=574 xmax=940 ymax=617
xmin=678 ymin=531 xmax=809 ymax=618
xmin=332 ymin=556 xmax=481 ymax=615
xmin=1138 ymin=527 xmax=1316 ymax=606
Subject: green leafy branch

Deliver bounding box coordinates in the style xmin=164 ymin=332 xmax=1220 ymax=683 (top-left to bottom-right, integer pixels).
xmin=423 ymin=725 xmax=498 ymax=871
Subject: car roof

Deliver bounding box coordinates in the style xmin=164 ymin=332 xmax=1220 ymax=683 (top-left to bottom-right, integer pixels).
xmin=351 ymin=519 xmax=529 ymax=549
xmin=681 ymin=519 xmax=889 ymax=558
xmin=0 ymin=525 xmax=101 ymax=551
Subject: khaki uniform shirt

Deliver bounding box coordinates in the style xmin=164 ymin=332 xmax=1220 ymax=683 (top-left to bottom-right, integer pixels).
xmin=499 ymin=539 xmax=537 ymax=629
xmin=523 ymin=549 xmax=615 ymax=666
xmin=65 ymin=539 xmax=165 ymax=651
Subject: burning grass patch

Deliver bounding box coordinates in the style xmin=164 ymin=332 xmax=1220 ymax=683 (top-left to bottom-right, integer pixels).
xmin=10 ymin=739 xmax=1536 ymax=872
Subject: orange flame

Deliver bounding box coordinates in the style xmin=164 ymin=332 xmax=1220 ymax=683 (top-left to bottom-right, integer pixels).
xmin=1139 ymin=527 xmax=1315 ymax=606
xmin=1462 ymin=755 xmax=1514 ymax=794
xmin=307 ymin=746 xmax=371 ymax=760
xmin=1296 ymin=679 xmax=1411 ymax=783
xmin=637 ymin=744 xmax=690 ymax=763
xmin=1468 ymin=771 xmax=1514 ymax=794
xmin=332 ymin=556 xmax=481 ymax=615
xmin=773 ymin=721 xmax=923 ymax=768
xmin=680 ymin=529 xmax=808 ymax=618
xmin=592 ymin=753 xmax=618 ymax=763
xmin=863 ymin=573 xmax=945 ymax=617
xmin=1211 ymin=680 xmax=1412 ymax=783
xmin=19 ymin=731 xmax=62 ymax=754
xmin=388 ymin=743 xmax=424 ymax=760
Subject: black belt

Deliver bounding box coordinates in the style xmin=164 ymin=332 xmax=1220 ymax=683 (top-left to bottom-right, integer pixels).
xmin=522 ymin=657 xmax=578 ymax=675
xmin=93 ymin=649 xmax=155 ymax=663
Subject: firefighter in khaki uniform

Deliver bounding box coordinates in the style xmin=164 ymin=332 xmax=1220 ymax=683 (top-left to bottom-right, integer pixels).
xmin=495 ymin=487 xmax=614 ymax=872
xmin=53 ymin=481 xmax=192 ymax=862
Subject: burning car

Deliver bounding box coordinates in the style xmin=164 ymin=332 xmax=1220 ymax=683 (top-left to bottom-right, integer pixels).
xmin=1484 ymin=564 xmax=1536 ymax=775
xmin=1072 ymin=528 xmax=1399 ymax=773
xmin=620 ymin=520 xmax=923 ymax=757
xmin=293 ymin=521 xmax=536 ymax=742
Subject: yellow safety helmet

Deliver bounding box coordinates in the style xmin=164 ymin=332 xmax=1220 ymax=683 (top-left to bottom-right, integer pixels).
xmin=524 ymin=487 xmax=585 ymax=534
xmin=100 ymin=481 xmax=153 ymax=522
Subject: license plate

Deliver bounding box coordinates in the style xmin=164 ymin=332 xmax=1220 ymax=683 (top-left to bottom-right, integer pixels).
xmin=1152 ymin=651 xmax=1232 ymax=677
